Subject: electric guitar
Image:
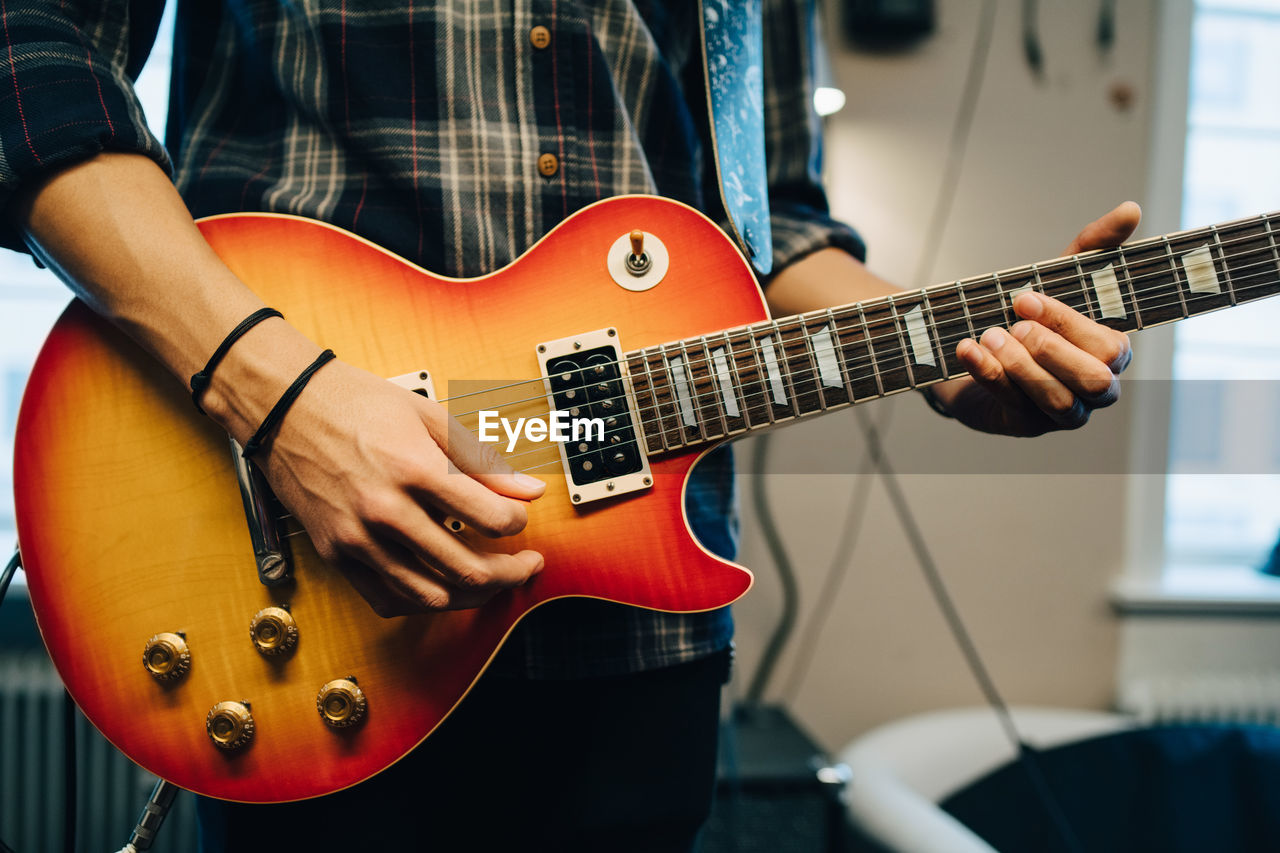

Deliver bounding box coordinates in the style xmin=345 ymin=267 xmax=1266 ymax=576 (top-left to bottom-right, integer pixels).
xmin=14 ymin=196 xmax=1280 ymax=802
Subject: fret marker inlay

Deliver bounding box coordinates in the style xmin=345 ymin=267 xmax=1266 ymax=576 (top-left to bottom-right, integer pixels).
xmin=1091 ymin=263 xmax=1127 ymax=319
xmin=1182 ymin=245 xmax=1221 ymax=295
xmin=808 ymin=324 xmax=844 ymax=388
xmin=902 ymin=306 xmax=936 ymax=367
xmin=667 ymin=354 xmax=698 ymax=429
xmin=760 ymin=336 xmax=788 ymax=406
xmin=710 ymin=347 xmax=740 ymax=418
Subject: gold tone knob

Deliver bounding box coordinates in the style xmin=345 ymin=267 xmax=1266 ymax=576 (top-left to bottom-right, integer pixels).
xmin=143 ymin=633 xmax=190 ymax=682
xmin=249 ymin=606 xmax=298 ymax=655
xmin=206 ymin=701 xmax=254 ymax=750
xmin=317 ymin=678 xmax=367 ymax=728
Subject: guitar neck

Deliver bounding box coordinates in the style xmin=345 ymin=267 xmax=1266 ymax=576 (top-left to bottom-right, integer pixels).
xmin=625 ymin=211 xmax=1280 ymax=455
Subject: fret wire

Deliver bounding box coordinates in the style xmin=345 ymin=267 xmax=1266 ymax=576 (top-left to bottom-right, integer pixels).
xmin=1113 ymin=243 xmax=1143 ymax=330
xmin=825 ymin=306 xmax=858 ymax=404
xmin=1211 ymin=225 xmax=1238 ymax=306
xmin=643 ymin=350 xmax=668 ymax=454
xmin=785 ymin=316 xmax=822 ymax=413
xmin=920 ymin=288 xmax=949 ymax=376
xmin=678 ymin=339 xmax=704 ymax=442
xmin=799 ymin=316 xmax=830 ymax=412
xmin=657 ymin=343 xmax=688 ymax=451
xmin=748 ymin=326 xmax=779 ymax=425
xmin=773 ymin=319 xmax=803 ymax=419
xmin=856 ymin=302 xmax=886 ymax=398
xmin=957 ymin=280 xmax=978 ymax=341
xmin=648 ymin=349 xmax=674 ymax=452
xmin=1071 ymin=255 xmax=1096 ymax=321
xmin=835 ymin=306 xmax=871 ymax=401
xmin=1264 ymin=215 xmax=1280 ymax=284
xmin=699 ymin=336 xmax=731 ymax=438
xmin=658 ymin=345 xmax=685 ymax=452
xmin=886 ymin=294 xmax=918 ymax=389
xmin=1160 ymin=235 xmax=1190 ymax=319
xmin=628 ymin=353 xmax=661 ymax=455
xmin=990 ymin=271 xmax=1011 ymax=328
xmin=721 ymin=330 xmax=754 ymax=430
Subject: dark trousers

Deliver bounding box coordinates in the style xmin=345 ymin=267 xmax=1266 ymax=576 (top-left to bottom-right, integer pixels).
xmin=197 ymin=649 xmax=729 ymax=852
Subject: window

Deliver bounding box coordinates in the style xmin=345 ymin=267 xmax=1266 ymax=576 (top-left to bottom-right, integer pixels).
xmin=0 ymin=7 xmax=174 ymax=580
xmin=1162 ymin=0 xmax=1280 ymax=587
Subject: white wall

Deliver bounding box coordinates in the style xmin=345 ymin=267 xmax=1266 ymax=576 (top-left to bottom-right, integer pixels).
xmin=728 ymin=0 xmax=1159 ymax=752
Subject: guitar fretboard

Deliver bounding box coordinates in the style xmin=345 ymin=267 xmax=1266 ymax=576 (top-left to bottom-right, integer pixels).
xmin=625 ymin=211 xmax=1280 ymax=455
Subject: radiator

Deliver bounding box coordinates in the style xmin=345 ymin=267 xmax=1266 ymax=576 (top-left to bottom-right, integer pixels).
xmin=0 ymin=654 xmax=199 ymax=853
xmin=1118 ymin=672 xmax=1280 ymax=726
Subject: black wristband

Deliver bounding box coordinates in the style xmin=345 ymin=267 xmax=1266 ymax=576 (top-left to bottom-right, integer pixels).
xmin=241 ymin=349 xmax=337 ymax=459
xmin=920 ymin=385 xmax=953 ymax=418
xmin=190 ymin=307 xmax=284 ymax=414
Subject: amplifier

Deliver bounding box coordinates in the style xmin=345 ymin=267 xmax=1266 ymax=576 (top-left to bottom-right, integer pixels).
xmin=703 ymin=704 xmax=855 ymax=853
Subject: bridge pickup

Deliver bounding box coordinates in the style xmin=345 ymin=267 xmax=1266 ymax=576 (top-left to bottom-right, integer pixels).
xmin=537 ymin=329 xmax=653 ymax=506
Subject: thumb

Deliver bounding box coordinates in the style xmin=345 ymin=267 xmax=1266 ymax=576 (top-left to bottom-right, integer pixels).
xmin=1063 ymin=201 xmax=1142 ymax=255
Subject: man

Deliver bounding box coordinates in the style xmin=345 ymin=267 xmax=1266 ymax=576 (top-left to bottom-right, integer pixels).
xmin=1 ymin=1 xmax=1133 ymax=849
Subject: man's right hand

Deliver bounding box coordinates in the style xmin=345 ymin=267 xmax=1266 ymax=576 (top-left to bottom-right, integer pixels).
xmin=250 ymin=358 xmax=546 ymax=616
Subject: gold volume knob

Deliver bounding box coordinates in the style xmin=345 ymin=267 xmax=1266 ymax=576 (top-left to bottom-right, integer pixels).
xmin=206 ymin=701 xmax=255 ymax=750
xmin=316 ymin=678 xmax=367 ymax=728
xmin=249 ymin=606 xmax=298 ymax=655
xmin=143 ymin=633 xmax=190 ymax=682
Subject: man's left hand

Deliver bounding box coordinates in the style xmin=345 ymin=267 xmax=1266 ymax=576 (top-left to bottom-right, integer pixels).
xmin=933 ymin=201 xmax=1141 ymax=436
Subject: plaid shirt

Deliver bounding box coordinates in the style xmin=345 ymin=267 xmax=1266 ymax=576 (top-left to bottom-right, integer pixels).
xmin=0 ymin=0 xmax=862 ymax=677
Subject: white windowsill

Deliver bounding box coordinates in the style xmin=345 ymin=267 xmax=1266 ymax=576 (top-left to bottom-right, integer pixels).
xmin=1113 ymin=565 xmax=1280 ymax=615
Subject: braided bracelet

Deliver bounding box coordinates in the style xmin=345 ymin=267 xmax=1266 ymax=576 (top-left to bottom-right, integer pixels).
xmin=241 ymin=349 xmax=337 ymax=459
xmin=190 ymin=307 xmax=284 ymax=414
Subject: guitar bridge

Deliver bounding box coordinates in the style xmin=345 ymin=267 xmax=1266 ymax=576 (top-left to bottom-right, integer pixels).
xmin=537 ymin=329 xmax=653 ymax=506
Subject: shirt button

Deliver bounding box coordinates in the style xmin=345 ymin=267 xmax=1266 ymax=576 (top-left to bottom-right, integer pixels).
xmin=530 ymin=25 xmax=551 ymax=49
xmin=537 ymin=153 xmax=559 ymax=177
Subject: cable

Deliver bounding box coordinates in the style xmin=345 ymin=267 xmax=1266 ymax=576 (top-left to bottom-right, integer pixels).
xmin=63 ymin=692 xmax=76 ymax=853
xmin=1022 ymin=0 xmax=1044 ymax=78
xmin=779 ymin=403 xmax=891 ymax=704
xmin=0 ymin=549 xmax=18 ymax=607
xmin=743 ymin=433 xmax=799 ymax=705
xmin=0 ymin=549 xmax=22 ymax=853
xmin=1097 ymin=0 xmax=1116 ymax=54
xmin=912 ymin=0 xmax=998 ymax=290
xmin=855 ymin=408 xmax=1084 ymax=853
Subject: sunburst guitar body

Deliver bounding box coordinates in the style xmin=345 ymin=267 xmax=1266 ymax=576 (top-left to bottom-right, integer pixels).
xmin=15 ymin=196 xmax=763 ymax=803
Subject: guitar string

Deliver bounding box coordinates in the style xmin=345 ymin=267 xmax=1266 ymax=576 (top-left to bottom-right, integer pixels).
xmin=304 ymin=254 xmax=1280 ymax=487
xmin=266 ymin=237 xmax=1280 ymax=530
xmin=268 ymin=258 xmax=1280 ymax=532
xmin=430 ymin=224 xmax=1279 ymax=411
xmin=466 ymin=257 xmax=1280 ymax=470
xmin=431 ymin=222 xmax=1256 ymax=404
xmin=432 ymin=220 xmax=1280 ymax=407
xmin=444 ymin=248 xmax=1280 ymax=439
xmin=442 ymin=242 xmax=1280 ymax=414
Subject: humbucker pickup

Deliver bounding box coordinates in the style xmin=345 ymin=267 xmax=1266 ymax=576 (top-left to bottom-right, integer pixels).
xmin=537 ymin=329 xmax=653 ymax=505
